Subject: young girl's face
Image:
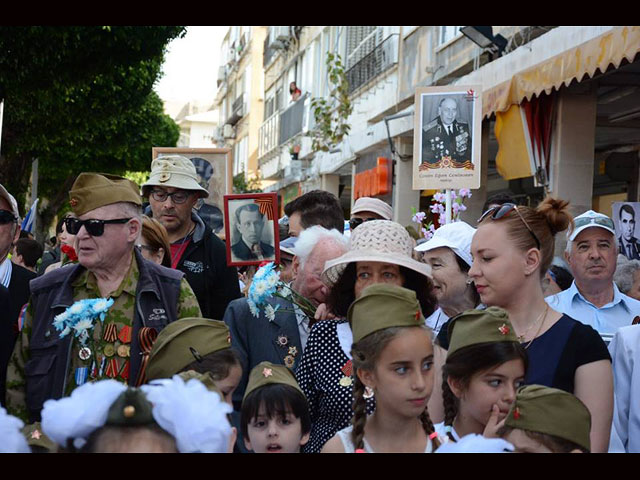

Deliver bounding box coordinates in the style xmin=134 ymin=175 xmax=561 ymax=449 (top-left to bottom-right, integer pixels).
xmin=450 ymin=358 xmax=525 ymax=432
xmin=361 ymin=327 xmax=435 ymax=418
xmin=214 ymin=364 xmax=242 ymax=406
xmin=245 ymin=408 xmax=310 ymax=454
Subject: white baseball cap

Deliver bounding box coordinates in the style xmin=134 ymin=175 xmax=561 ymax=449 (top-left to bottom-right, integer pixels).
xmin=414 ymin=221 xmax=476 ymax=267
xmin=568 ymin=210 xmax=615 ymax=242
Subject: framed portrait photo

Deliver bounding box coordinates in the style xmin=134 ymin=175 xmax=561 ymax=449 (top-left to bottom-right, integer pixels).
xmin=613 ymin=202 xmax=640 ymax=261
xmin=412 ymin=85 xmax=482 ymax=191
xmin=224 ymin=193 xmax=280 ymax=267
xmin=152 ymin=147 xmax=233 ymax=233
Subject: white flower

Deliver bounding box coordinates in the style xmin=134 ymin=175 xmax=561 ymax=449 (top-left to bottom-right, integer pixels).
xmin=91 ymin=298 xmax=113 ymax=314
xmin=265 ymin=304 xmax=279 ymax=322
xmin=266 ymin=273 xmax=279 ymax=289
xmin=279 ymin=285 xmax=292 ymax=299
xmin=0 ymin=407 xmax=29 ymax=453
xmin=73 ymin=319 xmax=93 ymax=333
xmin=252 ymin=279 xmax=268 ymax=297
xmin=69 ymin=302 xmax=85 ymax=316
xmin=248 ymin=299 xmax=260 ymax=318
xmin=59 ymin=326 xmax=72 ymax=339
xmin=53 ymin=311 xmax=69 ymax=330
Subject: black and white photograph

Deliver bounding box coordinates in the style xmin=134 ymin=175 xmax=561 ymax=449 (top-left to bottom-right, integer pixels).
xmin=413 ymin=85 xmax=482 ymax=190
xmin=614 ymin=202 xmax=640 ymax=260
xmin=224 ymin=193 xmax=280 ymax=267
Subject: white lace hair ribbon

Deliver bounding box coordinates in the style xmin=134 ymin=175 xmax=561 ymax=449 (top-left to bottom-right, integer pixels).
xmin=41 ymin=379 xmax=127 ymax=449
xmin=0 ymin=407 xmax=30 ymax=453
xmin=142 ymin=375 xmax=233 ymax=453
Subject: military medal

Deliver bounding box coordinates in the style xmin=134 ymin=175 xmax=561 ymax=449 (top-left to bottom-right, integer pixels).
xmin=276 ymin=335 xmax=289 ymax=347
xmin=103 ymin=344 xmax=115 ymax=357
xmin=75 ymin=367 xmax=89 ymax=386
xmin=340 ymin=360 xmax=353 ymax=387
xmin=117 ymin=344 xmax=130 ymax=358
xmin=118 ymin=325 xmax=132 ymax=344
xmin=284 ymin=355 xmax=295 ymax=368
xmin=78 ymin=347 xmax=92 ymax=361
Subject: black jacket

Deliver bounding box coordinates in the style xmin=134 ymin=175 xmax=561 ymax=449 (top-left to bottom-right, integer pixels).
xmin=147 ymin=209 xmax=241 ymax=321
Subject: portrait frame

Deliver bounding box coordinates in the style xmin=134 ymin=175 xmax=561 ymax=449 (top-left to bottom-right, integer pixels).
xmin=613 ymin=202 xmax=640 ymax=261
xmin=152 ymin=147 xmax=233 ymax=233
xmin=223 ymin=193 xmax=280 ymax=267
xmin=412 ymin=85 xmax=482 ymax=191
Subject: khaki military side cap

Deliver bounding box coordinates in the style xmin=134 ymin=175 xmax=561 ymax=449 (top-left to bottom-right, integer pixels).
xmin=504 ymin=385 xmax=591 ymax=452
xmin=69 ymin=173 xmax=142 ymax=216
xmin=447 ymin=307 xmax=519 ymax=357
xmin=348 ymin=284 xmax=425 ymax=344
xmin=106 ymin=388 xmax=155 ymax=427
xmin=243 ymin=361 xmax=304 ymax=402
xmin=146 ymin=318 xmax=232 ymax=381
xmin=21 ymin=422 xmax=58 ymax=453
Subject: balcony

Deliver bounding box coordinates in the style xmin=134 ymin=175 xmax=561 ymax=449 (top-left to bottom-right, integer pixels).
xmin=345 ymin=34 xmax=399 ymax=94
xmin=259 ymin=112 xmax=280 ymax=161
xmin=279 ymin=94 xmax=308 ymax=145
xmin=226 ymin=93 xmax=246 ymax=126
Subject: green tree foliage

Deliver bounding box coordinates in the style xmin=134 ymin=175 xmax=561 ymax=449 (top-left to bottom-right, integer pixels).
xmin=0 ymin=26 xmax=185 ymax=236
xmin=233 ymin=172 xmax=263 ymax=194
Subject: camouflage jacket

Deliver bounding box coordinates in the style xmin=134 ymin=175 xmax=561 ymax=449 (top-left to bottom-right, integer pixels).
xmin=5 ymin=248 xmax=201 ymax=422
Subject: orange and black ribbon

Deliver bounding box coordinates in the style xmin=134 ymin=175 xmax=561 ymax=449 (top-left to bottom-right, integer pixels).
xmin=134 ymin=327 xmax=158 ymax=387
xmin=103 ymin=323 xmax=118 ymax=343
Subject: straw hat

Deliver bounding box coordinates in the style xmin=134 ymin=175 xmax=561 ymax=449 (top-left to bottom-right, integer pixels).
xmin=322 ymin=220 xmax=432 ymax=285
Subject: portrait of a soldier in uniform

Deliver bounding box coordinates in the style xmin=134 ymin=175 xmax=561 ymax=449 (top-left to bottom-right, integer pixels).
xmin=419 ymin=95 xmax=473 ymax=170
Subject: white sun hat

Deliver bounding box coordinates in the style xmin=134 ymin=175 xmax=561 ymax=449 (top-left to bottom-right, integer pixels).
xmin=414 ymin=221 xmax=476 ymax=267
xmin=322 ymin=220 xmax=432 ymax=285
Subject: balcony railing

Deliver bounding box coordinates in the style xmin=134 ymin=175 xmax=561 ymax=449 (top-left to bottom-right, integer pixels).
xmin=279 ymin=94 xmax=308 ymax=145
xmin=259 ymin=112 xmax=280 ymax=160
xmin=226 ymin=93 xmax=246 ymax=126
xmin=345 ymin=34 xmax=399 ymax=94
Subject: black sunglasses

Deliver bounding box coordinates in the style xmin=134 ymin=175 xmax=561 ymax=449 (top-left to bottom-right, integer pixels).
xmin=478 ymin=203 xmax=541 ymax=250
xmin=0 ymin=210 xmax=17 ymax=225
xmin=349 ymin=217 xmax=382 ymax=231
xmin=65 ymin=217 xmax=131 ymax=237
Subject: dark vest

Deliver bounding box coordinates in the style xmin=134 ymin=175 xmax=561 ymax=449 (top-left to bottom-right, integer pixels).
xmin=24 ymin=249 xmax=184 ymax=422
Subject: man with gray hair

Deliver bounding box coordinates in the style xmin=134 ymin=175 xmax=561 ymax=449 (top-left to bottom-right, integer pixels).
xmin=224 ymin=225 xmax=348 ymax=408
xmin=546 ymin=210 xmax=640 ymax=337
xmin=6 ymin=173 xmax=202 ymax=423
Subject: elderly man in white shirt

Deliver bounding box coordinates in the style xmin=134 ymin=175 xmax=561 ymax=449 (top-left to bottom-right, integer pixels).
xmin=546 ymin=210 xmax=640 ymax=339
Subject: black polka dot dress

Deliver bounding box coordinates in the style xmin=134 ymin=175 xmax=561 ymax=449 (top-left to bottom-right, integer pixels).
xmin=295 ymin=318 xmax=375 ymax=453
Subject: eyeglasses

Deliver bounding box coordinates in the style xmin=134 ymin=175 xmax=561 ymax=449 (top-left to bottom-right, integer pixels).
xmin=65 ymin=217 xmax=131 ymax=237
xmin=150 ymin=189 xmax=192 ymax=205
xmin=478 ymin=203 xmax=541 ymax=250
xmin=349 ymin=217 xmax=381 ymax=231
xmin=0 ymin=210 xmax=17 ymax=225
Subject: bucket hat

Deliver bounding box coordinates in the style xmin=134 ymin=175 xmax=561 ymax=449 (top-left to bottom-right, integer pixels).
xmin=351 ymin=197 xmax=393 ymax=220
xmin=322 ymin=220 xmax=432 ymax=285
xmin=142 ymin=155 xmax=209 ymax=198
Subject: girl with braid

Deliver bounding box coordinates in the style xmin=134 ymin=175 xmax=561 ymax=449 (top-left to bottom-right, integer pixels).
xmin=436 ymin=307 xmax=527 ymax=442
xmin=322 ymin=284 xmax=443 ymax=453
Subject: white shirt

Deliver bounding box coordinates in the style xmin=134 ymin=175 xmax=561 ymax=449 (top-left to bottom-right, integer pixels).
xmin=425 ymin=307 xmax=449 ymax=336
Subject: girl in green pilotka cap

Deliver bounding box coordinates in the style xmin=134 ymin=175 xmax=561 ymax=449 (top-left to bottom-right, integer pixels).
xmin=322 ymin=284 xmax=443 ymax=453
xmin=437 ymin=307 xmax=528 ymax=443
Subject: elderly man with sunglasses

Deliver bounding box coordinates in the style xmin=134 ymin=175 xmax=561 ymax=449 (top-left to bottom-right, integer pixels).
xmin=5 ymin=173 xmax=202 ymax=423
xmin=546 ymin=210 xmax=640 ymax=338
xmin=142 ymin=156 xmax=241 ymax=321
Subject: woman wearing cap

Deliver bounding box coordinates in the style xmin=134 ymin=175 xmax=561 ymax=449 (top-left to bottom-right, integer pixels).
xmin=295 ymin=220 xmax=436 ymax=452
xmin=468 ymin=198 xmax=612 ymax=452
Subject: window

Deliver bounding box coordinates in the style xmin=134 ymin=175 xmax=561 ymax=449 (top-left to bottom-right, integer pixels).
xmin=234 ymin=136 xmax=248 ymax=176
xmin=346 ymin=26 xmax=381 ymax=69
xmin=439 ymin=26 xmax=462 ymax=45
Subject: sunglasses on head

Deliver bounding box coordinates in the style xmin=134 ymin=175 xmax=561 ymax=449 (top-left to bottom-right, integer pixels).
xmin=572 ymin=215 xmax=615 ymax=232
xmin=65 ymin=217 xmax=131 ymax=237
xmin=478 ymin=203 xmax=541 ymax=250
xmin=0 ymin=210 xmax=17 ymax=225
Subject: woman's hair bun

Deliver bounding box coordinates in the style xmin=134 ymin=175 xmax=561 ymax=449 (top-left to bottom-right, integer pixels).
xmin=536 ymin=197 xmax=573 ymax=236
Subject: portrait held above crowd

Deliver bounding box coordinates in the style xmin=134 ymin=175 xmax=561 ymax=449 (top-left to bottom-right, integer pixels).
xmin=2 ymin=166 xmax=640 ymax=455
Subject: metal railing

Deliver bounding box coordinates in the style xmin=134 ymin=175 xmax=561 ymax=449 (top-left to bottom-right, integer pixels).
xmin=226 ymin=93 xmax=245 ymax=126
xmin=279 ymin=94 xmax=308 ymax=145
xmin=258 ymin=112 xmax=280 ymax=161
xmin=345 ymin=34 xmax=399 ymax=94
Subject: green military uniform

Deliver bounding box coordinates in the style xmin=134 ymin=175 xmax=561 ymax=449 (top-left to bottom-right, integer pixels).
xmin=5 ymin=251 xmax=201 ymax=421
xmin=4 ymin=172 xmax=202 ymax=422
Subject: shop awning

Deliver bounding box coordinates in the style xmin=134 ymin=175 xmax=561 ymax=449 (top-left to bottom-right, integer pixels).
xmin=482 ymin=26 xmax=640 ymax=119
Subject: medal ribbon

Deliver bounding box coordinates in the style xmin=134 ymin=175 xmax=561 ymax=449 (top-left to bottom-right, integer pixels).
xmin=103 ymin=323 xmax=118 ymax=343
xmin=341 ymin=360 xmax=353 ymax=377
xmin=134 ymin=327 xmax=158 ymax=387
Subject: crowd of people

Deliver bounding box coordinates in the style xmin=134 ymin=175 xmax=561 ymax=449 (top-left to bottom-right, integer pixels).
xmin=1 ymin=154 xmax=640 ymax=453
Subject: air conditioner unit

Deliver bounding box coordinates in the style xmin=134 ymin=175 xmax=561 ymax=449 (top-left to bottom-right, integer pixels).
xmin=223 ymin=124 xmax=235 ymax=139
xmin=271 ymin=39 xmax=287 ymax=50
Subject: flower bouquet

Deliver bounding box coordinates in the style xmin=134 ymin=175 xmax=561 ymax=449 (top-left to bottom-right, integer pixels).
xmin=247 ymin=262 xmax=317 ymax=321
xmin=412 ymin=188 xmax=472 ymax=241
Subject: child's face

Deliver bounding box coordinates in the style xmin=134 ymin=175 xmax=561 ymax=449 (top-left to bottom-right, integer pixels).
xmin=450 ymin=358 xmax=525 ymax=432
xmin=244 ymin=408 xmax=310 ymax=453
xmin=503 ymin=429 xmax=554 ymax=453
xmin=215 ymin=364 xmax=242 ymax=406
xmin=360 ymin=327 xmax=435 ymax=418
